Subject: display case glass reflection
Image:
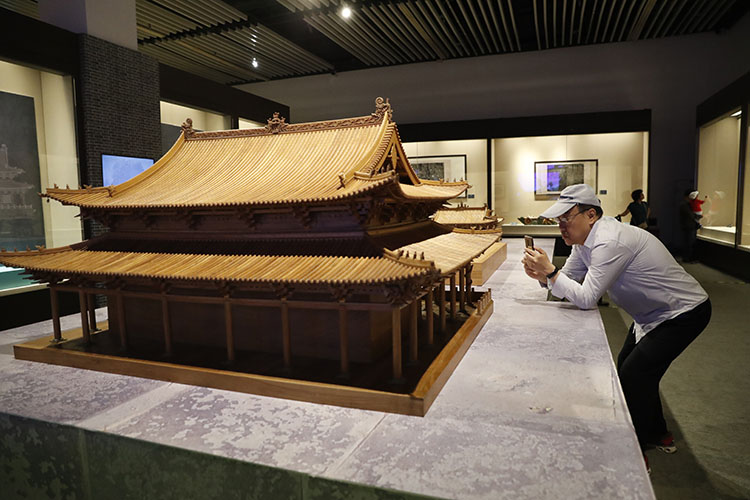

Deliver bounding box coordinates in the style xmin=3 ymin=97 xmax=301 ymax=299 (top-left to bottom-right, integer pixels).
xmin=696 ymin=109 xmax=741 ymax=245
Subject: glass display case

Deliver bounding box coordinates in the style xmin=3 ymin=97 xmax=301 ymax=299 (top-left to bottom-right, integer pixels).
xmin=0 ymin=59 xmax=81 ymax=294
xmin=492 ymin=132 xmax=648 ymax=227
xmin=696 ymin=108 xmax=742 ymax=245
xmin=741 ymin=107 xmax=750 ymax=251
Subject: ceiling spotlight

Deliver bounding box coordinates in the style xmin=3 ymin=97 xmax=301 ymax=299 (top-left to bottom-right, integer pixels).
xmin=341 ymin=5 xmax=352 ymax=18
xmin=731 ymin=110 xmax=741 ymax=117
xmin=252 ymin=58 xmax=258 ymax=68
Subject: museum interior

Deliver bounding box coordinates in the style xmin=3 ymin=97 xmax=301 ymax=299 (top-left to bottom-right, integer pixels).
xmin=1 ymin=1 xmax=749 ymax=499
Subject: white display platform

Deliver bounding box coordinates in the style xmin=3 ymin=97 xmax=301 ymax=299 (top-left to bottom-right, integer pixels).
xmin=502 ymin=224 xmax=561 ymax=237
xmin=0 ymin=239 xmax=654 ymax=499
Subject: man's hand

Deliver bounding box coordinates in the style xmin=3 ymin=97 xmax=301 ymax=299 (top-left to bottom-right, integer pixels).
xmin=522 ymin=246 xmax=556 ymax=283
xmin=523 ymin=260 xmax=547 ymax=283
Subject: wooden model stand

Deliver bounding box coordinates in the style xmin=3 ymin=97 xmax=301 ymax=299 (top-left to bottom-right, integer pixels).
xmin=1 ymin=98 xmax=498 ymax=416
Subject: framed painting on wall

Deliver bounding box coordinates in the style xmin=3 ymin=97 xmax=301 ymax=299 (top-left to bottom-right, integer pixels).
xmin=534 ymin=159 xmax=597 ymax=198
xmin=409 ymin=155 xmax=468 ymax=197
xmin=0 ymin=90 xmax=45 ymax=252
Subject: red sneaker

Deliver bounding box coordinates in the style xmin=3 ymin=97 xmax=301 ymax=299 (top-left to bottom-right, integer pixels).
xmin=649 ymin=432 xmax=677 ymax=454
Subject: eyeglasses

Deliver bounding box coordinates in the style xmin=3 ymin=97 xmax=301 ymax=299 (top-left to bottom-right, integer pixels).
xmin=555 ymin=209 xmax=585 ymax=225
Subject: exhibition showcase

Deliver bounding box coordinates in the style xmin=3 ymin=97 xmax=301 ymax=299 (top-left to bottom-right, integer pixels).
xmin=0 ymin=88 xmax=656 ymax=497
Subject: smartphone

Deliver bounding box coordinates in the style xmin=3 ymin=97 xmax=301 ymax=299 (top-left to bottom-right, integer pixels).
xmin=524 ymin=235 xmax=535 ymax=251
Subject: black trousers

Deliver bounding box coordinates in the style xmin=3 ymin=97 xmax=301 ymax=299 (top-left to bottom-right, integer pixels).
xmin=682 ymin=228 xmax=697 ymax=261
xmin=617 ymin=299 xmax=712 ymax=448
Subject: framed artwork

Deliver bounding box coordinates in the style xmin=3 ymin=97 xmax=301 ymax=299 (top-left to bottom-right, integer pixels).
xmin=0 ymin=90 xmax=45 ymax=252
xmin=534 ymin=159 xmax=597 ymax=198
xmin=409 ymin=155 xmax=468 ymax=197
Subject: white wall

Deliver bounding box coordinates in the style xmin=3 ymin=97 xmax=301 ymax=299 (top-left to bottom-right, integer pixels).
xmin=237 ymin=14 xmax=750 ymax=248
xmin=238 ymin=118 xmax=264 ymax=129
xmin=39 ymin=0 xmax=138 ymax=50
xmin=160 ymin=101 xmax=231 ymax=131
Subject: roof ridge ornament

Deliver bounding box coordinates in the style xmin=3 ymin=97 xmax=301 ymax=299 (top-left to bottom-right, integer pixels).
xmin=265 ymin=112 xmax=289 ymax=134
xmin=181 ymin=118 xmax=195 ymax=138
xmin=371 ymin=97 xmax=392 ymax=121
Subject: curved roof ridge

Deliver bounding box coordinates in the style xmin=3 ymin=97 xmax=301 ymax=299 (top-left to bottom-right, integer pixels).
xmin=189 ymin=112 xmax=388 ymax=141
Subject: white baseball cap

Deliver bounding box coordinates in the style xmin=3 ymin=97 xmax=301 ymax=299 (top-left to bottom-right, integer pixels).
xmin=689 ymin=191 xmax=699 ymax=200
xmin=540 ymin=184 xmax=601 ymax=219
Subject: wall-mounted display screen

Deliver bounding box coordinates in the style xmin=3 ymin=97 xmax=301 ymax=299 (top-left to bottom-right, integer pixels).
xmin=102 ymin=154 xmax=154 ymax=186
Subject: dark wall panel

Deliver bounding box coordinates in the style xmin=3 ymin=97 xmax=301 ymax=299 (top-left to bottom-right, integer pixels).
xmin=76 ymin=34 xmax=162 ymax=239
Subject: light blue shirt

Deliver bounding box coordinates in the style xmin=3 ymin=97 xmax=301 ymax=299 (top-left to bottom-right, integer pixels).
xmin=550 ymin=217 xmax=708 ymax=343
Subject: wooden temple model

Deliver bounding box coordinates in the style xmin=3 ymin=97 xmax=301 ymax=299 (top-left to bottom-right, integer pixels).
xmin=433 ymin=204 xmax=506 ymax=285
xmin=1 ymin=98 xmax=500 ymax=415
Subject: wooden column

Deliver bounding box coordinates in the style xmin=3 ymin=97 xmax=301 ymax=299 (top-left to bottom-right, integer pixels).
xmin=87 ymin=293 xmax=97 ymax=331
xmin=459 ymin=266 xmax=466 ymax=311
xmin=78 ymin=290 xmax=90 ymax=344
xmin=50 ymin=286 xmax=62 ymax=342
xmin=224 ymin=296 xmax=235 ymax=362
xmin=426 ymin=287 xmax=434 ymax=345
xmin=465 ymin=265 xmax=474 ymax=307
xmin=116 ymin=291 xmax=127 ymax=348
xmin=409 ymin=300 xmax=418 ymax=362
xmin=281 ymin=298 xmax=291 ymax=370
xmin=391 ymin=307 xmax=402 ymax=380
xmin=339 ymin=301 xmax=349 ymax=376
xmin=449 ymin=274 xmax=457 ymax=320
xmin=439 ymin=283 xmax=446 ymax=333
xmin=161 ymin=291 xmax=172 ymax=356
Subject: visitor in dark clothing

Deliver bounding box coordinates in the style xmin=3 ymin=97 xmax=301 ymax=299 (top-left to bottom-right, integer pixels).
xmin=617 ymin=189 xmax=650 ymax=228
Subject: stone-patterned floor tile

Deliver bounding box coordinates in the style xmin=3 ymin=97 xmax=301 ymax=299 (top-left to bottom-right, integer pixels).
xmin=0 ymin=354 xmax=164 ymax=424
xmin=427 ymin=336 xmax=619 ymax=424
xmin=106 ymin=386 xmax=386 ymax=476
xmin=326 ymin=415 xmax=652 ymax=500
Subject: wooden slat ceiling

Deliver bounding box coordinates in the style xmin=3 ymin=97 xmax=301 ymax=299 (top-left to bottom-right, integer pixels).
xmin=3 ymin=0 xmax=748 ymax=85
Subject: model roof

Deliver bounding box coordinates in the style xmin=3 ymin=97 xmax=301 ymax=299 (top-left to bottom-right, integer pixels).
xmin=42 ymin=99 xmax=467 ymax=210
xmin=0 ymin=232 xmax=496 ymax=286
xmin=433 ymin=206 xmax=502 ymax=226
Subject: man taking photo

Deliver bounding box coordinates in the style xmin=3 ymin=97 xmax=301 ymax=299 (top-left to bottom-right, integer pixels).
xmin=522 ymin=184 xmax=711 ymax=471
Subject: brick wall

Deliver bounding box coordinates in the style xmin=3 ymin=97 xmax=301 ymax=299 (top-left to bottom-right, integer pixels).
xmin=77 ymin=34 xmax=161 ymax=239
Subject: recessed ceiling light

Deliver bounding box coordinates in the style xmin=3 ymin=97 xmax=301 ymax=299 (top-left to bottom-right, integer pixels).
xmin=341 ymin=6 xmax=352 ymax=18
xmin=252 ymin=58 xmax=258 ymax=68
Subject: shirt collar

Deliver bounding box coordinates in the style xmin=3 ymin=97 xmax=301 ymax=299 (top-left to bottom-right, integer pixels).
xmin=582 ymin=217 xmax=603 ymax=249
